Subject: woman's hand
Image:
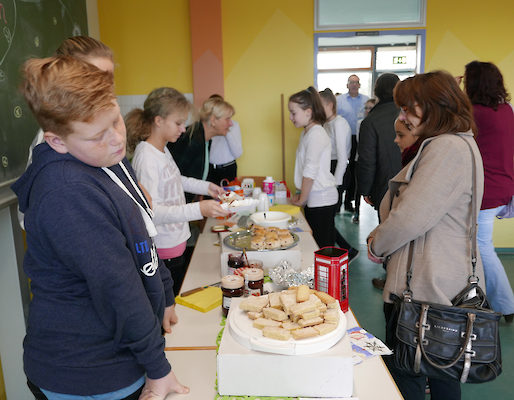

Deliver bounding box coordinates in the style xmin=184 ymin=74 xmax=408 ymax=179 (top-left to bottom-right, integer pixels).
xmin=363 ymin=196 xmax=374 ymax=206
xmin=208 ymin=183 xmax=225 ymax=199
xmin=367 ymin=237 xmax=384 ymax=264
xmin=162 ymin=304 xmax=178 ymax=334
xmin=199 ymin=200 xmax=230 ymax=218
xmin=138 ymin=370 xmax=189 ymax=399
xmin=291 ymin=193 xmax=305 ymax=206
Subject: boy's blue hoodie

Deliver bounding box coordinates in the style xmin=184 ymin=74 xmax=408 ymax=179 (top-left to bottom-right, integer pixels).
xmin=11 ymin=143 xmax=175 ymax=395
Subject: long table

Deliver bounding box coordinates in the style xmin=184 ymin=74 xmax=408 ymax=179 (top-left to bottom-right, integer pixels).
xmin=163 ymin=215 xmax=403 ymax=399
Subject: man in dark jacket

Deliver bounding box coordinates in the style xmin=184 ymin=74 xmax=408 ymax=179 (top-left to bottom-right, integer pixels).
xmin=357 ymin=73 xmax=402 ymax=290
xmin=357 ymin=73 xmax=402 ymax=212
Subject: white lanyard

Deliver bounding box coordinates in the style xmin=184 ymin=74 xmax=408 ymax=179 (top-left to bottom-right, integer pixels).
xmin=102 ymin=162 xmax=157 ymax=238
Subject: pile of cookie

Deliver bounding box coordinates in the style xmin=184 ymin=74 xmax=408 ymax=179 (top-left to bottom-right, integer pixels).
xmin=238 ymin=285 xmax=340 ymax=341
xmin=250 ymin=225 xmax=294 ymax=250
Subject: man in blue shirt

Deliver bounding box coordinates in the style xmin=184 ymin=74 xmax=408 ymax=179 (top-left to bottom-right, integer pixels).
xmin=336 ymin=75 xmax=369 ymax=212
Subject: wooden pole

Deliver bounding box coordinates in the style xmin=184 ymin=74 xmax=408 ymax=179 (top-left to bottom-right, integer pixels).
xmin=281 ymin=94 xmax=286 ymax=181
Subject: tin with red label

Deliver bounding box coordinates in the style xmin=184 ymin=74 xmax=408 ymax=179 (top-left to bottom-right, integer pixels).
xmin=314 ymin=247 xmax=349 ymax=312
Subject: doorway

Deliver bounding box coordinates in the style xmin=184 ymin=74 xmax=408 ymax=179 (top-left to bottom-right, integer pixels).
xmin=314 ymin=30 xmax=425 ymax=97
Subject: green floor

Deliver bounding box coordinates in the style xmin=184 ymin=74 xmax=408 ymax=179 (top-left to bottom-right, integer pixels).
xmin=336 ymin=202 xmax=514 ymax=400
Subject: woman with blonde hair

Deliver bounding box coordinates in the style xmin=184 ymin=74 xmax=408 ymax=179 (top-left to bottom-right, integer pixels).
xmin=168 ymin=96 xmax=235 ymax=197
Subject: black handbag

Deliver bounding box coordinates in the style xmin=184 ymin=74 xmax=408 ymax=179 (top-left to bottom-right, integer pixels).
xmin=391 ymin=137 xmax=502 ymax=384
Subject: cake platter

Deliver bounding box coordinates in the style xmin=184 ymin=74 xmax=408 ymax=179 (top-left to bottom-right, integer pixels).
xmin=227 ymin=297 xmax=347 ymax=356
xmin=223 ymin=230 xmax=299 ymax=252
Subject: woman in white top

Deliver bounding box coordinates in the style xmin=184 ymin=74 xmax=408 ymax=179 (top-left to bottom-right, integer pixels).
xmin=126 ymin=88 xmax=229 ymax=295
xmin=289 ymin=86 xmax=338 ymax=247
xmin=207 ymin=94 xmax=243 ymax=185
xmin=319 ymin=88 xmax=351 ymax=211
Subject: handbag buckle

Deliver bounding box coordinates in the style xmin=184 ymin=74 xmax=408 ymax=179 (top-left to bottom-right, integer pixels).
xmin=415 ymin=321 xmax=430 ymax=330
xmin=461 ymin=332 xmax=477 ymax=341
xmin=402 ymin=290 xmax=413 ymax=302
xmin=465 ymin=349 xmax=476 ymax=357
xmin=413 ymin=337 xmax=428 ymax=345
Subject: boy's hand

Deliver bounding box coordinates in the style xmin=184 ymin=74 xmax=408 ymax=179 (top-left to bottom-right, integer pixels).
xmin=207 ymin=183 xmax=225 ymax=199
xmin=138 ymin=370 xmax=189 ymax=399
xmin=199 ymin=200 xmax=230 ymax=218
xmin=162 ymin=305 xmax=178 ymax=334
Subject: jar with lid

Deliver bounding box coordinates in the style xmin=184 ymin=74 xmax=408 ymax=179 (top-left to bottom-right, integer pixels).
xmin=243 ymin=267 xmax=264 ymax=297
xmin=221 ymin=275 xmax=244 ymax=317
xmin=227 ymin=253 xmax=244 ymax=275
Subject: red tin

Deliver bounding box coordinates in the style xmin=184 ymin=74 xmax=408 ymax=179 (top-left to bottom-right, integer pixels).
xmin=314 ymin=246 xmax=349 ymax=312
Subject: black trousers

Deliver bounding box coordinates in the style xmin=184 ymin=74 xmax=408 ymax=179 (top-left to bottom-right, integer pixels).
xmin=342 ymin=136 xmax=358 ymax=208
xmin=383 ymin=303 xmax=462 ymax=400
xmin=207 ymin=162 xmax=237 ymax=186
xmin=304 ymin=204 xmax=337 ymax=248
xmin=330 ymin=159 xmax=344 ymax=213
xmin=163 ymin=254 xmax=188 ymax=296
xmin=27 ymin=380 xmax=143 ymax=400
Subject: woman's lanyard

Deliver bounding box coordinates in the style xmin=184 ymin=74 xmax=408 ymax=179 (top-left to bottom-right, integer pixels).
xmin=102 ymin=162 xmax=157 ymax=238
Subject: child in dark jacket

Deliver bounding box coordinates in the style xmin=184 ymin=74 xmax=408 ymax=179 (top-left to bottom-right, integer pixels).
xmin=12 ymin=56 xmax=189 ymax=399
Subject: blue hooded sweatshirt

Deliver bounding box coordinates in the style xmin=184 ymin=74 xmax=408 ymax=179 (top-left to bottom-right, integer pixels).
xmin=11 ymin=143 xmax=175 ymax=395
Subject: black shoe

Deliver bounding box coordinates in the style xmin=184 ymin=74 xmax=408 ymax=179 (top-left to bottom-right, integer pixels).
xmin=505 ymin=314 xmax=514 ymax=323
xmin=372 ymin=278 xmax=385 ymax=290
xmin=352 ymin=213 xmax=359 ymax=224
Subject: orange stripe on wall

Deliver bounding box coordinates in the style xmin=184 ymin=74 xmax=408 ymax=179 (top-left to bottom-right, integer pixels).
xmin=190 ymin=0 xmax=224 ymax=107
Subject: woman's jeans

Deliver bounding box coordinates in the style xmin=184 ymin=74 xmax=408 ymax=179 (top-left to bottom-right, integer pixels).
xmin=477 ymin=206 xmax=514 ymax=315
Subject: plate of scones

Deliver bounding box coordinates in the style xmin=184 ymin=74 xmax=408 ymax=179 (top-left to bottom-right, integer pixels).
xmin=228 ymin=285 xmax=347 ymax=355
xmin=223 ymin=225 xmax=299 ymax=251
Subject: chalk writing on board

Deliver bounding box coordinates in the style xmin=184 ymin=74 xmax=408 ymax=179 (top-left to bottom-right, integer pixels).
xmin=0 ymin=3 xmax=7 ymax=24
xmin=0 ymin=0 xmax=15 ymax=67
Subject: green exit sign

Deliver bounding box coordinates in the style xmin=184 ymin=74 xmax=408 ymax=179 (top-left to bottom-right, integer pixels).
xmin=393 ymin=56 xmax=407 ymax=64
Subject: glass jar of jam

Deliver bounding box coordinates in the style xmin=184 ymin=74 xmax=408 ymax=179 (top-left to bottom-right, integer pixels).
xmin=221 ymin=275 xmax=244 ymax=317
xmin=227 ymin=253 xmax=244 ymax=275
xmin=243 ymin=267 xmax=264 ymax=297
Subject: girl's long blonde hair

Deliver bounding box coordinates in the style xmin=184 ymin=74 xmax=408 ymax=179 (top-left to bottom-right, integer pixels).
xmin=125 ymin=87 xmax=190 ymax=152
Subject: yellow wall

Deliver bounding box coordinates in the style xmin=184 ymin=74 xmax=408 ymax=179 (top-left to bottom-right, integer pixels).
xmin=96 ymin=0 xmax=514 ymax=246
xmin=425 ymin=0 xmax=513 ymax=94
xmin=97 ymin=0 xmax=193 ymax=95
xmin=222 ymin=0 xmax=314 ymax=185
xmin=424 ymin=0 xmax=514 ymax=245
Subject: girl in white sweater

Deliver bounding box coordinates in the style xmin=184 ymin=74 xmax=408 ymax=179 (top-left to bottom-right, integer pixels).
xmin=126 ymin=88 xmax=228 ymax=295
xmin=289 ymin=86 xmax=338 ymax=248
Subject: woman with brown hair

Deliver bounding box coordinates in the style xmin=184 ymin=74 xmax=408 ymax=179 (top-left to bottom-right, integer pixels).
xmin=464 ymin=61 xmax=514 ymax=322
xmin=289 ymin=86 xmax=338 ymax=248
xmin=367 ymin=71 xmax=485 ymax=399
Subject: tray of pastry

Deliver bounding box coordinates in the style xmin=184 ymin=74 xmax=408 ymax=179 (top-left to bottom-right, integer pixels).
xmin=223 ymin=229 xmax=299 ymax=251
xmin=228 ymin=289 xmax=347 ymax=355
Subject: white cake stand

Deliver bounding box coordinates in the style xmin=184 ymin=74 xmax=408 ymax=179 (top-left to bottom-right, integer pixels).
xmin=228 ymin=297 xmax=347 ymax=355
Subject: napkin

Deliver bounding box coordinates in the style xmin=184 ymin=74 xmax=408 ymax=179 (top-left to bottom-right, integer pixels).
xmin=175 ymin=286 xmax=222 ymax=313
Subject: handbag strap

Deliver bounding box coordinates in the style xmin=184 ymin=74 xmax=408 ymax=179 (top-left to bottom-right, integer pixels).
xmin=404 ymin=134 xmax=479 ymax=299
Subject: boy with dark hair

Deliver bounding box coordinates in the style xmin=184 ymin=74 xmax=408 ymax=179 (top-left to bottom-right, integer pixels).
xmin=12 ymin=55 xmax=189 ymax=399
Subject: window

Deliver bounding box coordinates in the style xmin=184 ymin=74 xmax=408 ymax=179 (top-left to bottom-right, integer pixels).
xmin=314 ymin=31 xmax=425 ymax=98
xmin=315 ymin=0 xmax=426 ymax=30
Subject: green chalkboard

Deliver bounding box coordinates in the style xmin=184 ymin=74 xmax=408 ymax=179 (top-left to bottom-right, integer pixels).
xmin=0 ymin=0 xmax=88 ymax=185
